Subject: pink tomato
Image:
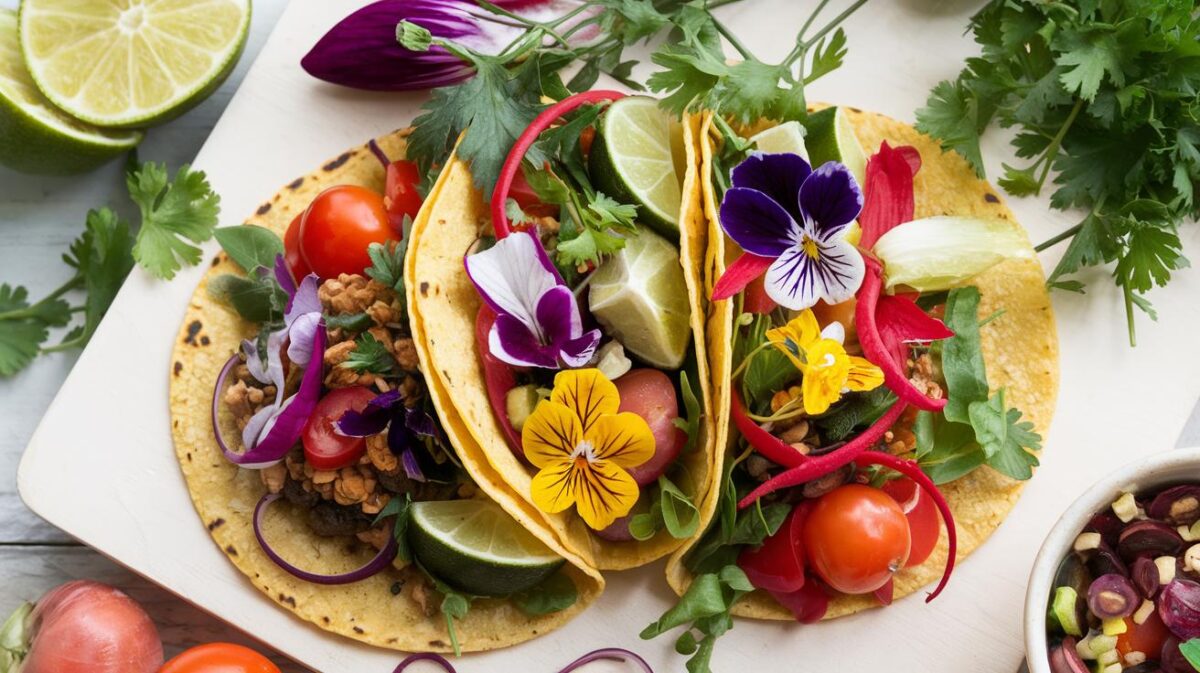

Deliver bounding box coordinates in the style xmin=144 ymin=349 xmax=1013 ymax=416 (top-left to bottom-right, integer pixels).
xmin=615 ymin=369 xmax=685 ymax=486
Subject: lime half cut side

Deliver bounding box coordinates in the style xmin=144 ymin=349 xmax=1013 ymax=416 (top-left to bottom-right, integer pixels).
xmin=588 ymin=227 xmax=692 ymax=370
xmin=805 ymin=106 xmax=868 ymax=188
xmin=408 ymin=499 xmax=565 ymax=597
xmin=19 ymin=0 xmax=252 ymax=128
xmin=750 ymin=121 xmax=809 ymax=161
xmin=589 ymin=96 xmax=684 ymax=238
xmin=0 ymin=8 xmax=140 ymax=174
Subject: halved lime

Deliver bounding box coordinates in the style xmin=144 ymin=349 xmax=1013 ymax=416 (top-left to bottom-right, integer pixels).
xmin=408 ymin=499 xmax=564 ymax=597
xmin=589 ymin=96 xmax=684 ymax=238
xmin=18 ymin=0 xmax=251 ymax=128
xmin=805 ymin=106 xmax=867 ymax=187
xmin=0 ymin=9 xmax=140 ymax=174
xmin=750 ymin=121 xmax=809 ymax=160
xmin=589 ymin=228 xmax=691 ymax=370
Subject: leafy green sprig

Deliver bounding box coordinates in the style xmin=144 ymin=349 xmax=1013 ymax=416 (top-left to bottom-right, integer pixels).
xmin=916 ymin=0 xmax=1200 ymax=345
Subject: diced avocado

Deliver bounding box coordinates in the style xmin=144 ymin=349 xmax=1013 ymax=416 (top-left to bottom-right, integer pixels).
xmin=1088 ymin=634 xmax=1118 ymax=656
xmin=1049 ymin=586 xmax=1084 ymax=637
xmin=506 ymin=385 xmax=540 ymax=432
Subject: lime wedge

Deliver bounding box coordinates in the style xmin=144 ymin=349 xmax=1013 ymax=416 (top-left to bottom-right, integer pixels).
xmin=0 ymin=9 xmax=140 ymax=174
xmin=18 ymin=0 xmax=251 ymax=128
xmin=589 ymin=96 xmax=683 ymax=238
xmin=750 ymin=121 xmax=809 ymax=161
xmin=408 ymin=499 xmax=564 ymax=597
xmin=805 ymin=106 xmax=867 ymax=187
xmin=589 ymin=228 xmax=691 ymax=370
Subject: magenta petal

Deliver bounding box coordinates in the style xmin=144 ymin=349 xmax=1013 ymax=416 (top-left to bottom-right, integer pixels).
xmin=730 ymin=152 xmax=811 ymax=221
xmin=720 ymin=187 xmax=800 ymax=257
xmin=489 ymin=313 xmax=559 ymax=368
xmin=274 ymin=254 xmax=296 ymax=298
xmin=535 ymin=285 xmax=582 ymax=343
xmin=286 ymin=274 xmax=322 ymax=324
xmin=234 ymin=328 xmax=327 ymax=466
xmin=798 ymin=162 xmax=863 ymax=241
xmin=559 ymin=329 xmax=601 ymax=367
xmin=242 ymin=329 xmax=287 ymax=399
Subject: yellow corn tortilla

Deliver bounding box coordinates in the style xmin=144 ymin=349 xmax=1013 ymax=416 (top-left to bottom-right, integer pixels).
xmin=407 ymin=115 xmax=716 ymax=570
xmin=169 ymin=130 xmax=603 ymax=653
xmin=666 ymin=107 xmax=1060 ymax=620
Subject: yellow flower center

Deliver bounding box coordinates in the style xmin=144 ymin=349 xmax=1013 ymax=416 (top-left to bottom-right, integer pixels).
xmin=801 ymin=235 xmax=821 ymax=260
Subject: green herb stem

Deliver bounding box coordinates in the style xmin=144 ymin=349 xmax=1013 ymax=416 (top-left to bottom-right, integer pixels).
xmin=782 ymin=0 xmax=868 ymax=69
xmin=712 ymin=17 xmax=753 ymax=60
xmin=1034 ymin=223 xmax=1082 ymax=252
xmin=0 ymin=276 xmax=83 ymax=321
xmin=1034 ymin=98 xmax=1084 ymax=192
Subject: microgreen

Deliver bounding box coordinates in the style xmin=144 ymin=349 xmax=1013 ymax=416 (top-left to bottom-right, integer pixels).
xmin=1180 ymin=638 xmax=1200 ymax=671
xmin=342 ymin=332 xmax=396 ymax=374
xmin=512 ymin=572 xmax=578 ymax=616
xmin=641 ymin=565 xmax=754 ymax=673
xmin=373 ymin=493 xmax=414 ymax=563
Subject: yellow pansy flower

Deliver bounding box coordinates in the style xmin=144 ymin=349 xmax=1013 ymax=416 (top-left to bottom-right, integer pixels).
xmin=765 ymin=309 xmax=884 ymax=415
xmin=523 ymin=368 xmax=655 ymax=530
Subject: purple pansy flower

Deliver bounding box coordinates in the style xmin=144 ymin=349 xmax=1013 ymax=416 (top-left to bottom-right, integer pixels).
xmin=720 ymin=153 xmax=866 ymax=310
xmin=465 ymin=230 xmax=600 ymax=369
xmin=335 ymin=390 xmax=447 ymax=482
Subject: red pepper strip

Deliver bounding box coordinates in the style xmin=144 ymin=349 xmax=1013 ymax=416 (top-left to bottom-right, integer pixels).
xmin=873 ymin=577 xmax=895 ymax=606
xmin=877 ymin=293 xmax=954 ymax=366
xmin=769 ymin=577 xmax=829 ymax=623
xmin=475 ymin=305 xmax=527 ymax=462
xmin=856 ymin=257 xmax=947 ymax=412
xmin=858 ymin=141 xmax=921 ymax=251
xmin=736 ymin=395 xmax=909 ymax=508
xmin=853 ymin=451 xmax=957 ymax=602
xmin=711 ymin=251 xmax=774 ymax=301
xmin=490 ymin=90 xmax=627 ymax=239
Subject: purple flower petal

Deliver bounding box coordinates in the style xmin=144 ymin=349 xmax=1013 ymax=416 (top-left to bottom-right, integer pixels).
xmin=489 ymin=313 xmax=559 ymax=368
xmin=387 ymin=420 xmax=413 ymax=462
xmin=273 ymin=254 xmax=296 ymax=299
xmin=405 ymin=406 xmax=439 ymax=438
xmin=401 ymin=449 xmax=427 ymax=482
xmin=559 ymin=329 xmax=601 ymax=368
xmin=286 ymin=274 xmax=322 ymax=325
xmin=798 ymin=162 xmax=863 ymax=241
xmin=535 ymin=285 xmax=583 ymax=344
xmin=719 ymin=187 xmax=801 ymax=257
xmin=286 ymin=312 xmax=323 ymax=367
xmin=239 ymin=328 xmax=328 ymax=463
xmin=335 ymin=390 xmax=404 ymax=437
xmin=731 ymin=152 xmax=811 ymax=221
xmin=242 ymin=329 xmax=287 ymax=400
xmin=466 ymin=231 xmax=561 ymax=333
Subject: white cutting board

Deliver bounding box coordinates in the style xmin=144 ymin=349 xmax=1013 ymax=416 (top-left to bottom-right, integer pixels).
xmin=19 ymin=1 xmax=1200 ymax=672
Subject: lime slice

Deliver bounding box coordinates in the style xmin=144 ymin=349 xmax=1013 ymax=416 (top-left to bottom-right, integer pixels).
xmin=0 ymin=9 xmax=140 ymax=174
xmin=805 ymin=106 xmax=867 ymax=187
xmin=589 ymin=96 xmax=683 ymax=238
xmin=589 ymin=228 xmax=691 ymax=370
xmin=750 ymin=121 xmax=809 ymax=161
xmin=408 ymin=499 xmax=564 ymax=597
xmin=18 ymin=0 xmax=251 ymax=128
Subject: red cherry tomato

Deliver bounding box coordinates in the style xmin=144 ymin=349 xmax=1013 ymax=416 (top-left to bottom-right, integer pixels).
xmin=614 ymin=369 xmax=684 ymax=486
xmin=159 ymin=643 xmax=280 ymax=673
xmin=1116 ymin=610 xmax=1169 ymax=661
xmin=803 ymin=484 xmax=911 ymax=594
xmin=742 ymin=274 xmax=777 ymax=315
xmin=882 ymin=477 xmax=940 ymax=567
xmin=299 ymin=185 xmax=396 ymax=278
xmin=302 ymin=386 xmax=378 ymax=470
xmin=282 ymin=214 xmax=311 ymax=282
xmin=505 ymin=170 xmax=558 ymax=220
xmin=385 ymin=160 xmax=423 ymax=228
xmin=738 ymin=503 xmax=808 ymax=593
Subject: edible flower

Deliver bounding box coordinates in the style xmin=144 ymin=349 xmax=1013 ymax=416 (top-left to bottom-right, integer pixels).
xmin=335 ymin=389 xmax=445 ymax=482
xmin=715 ymin=153 xmax=865 ymax=310
xmin=465 ymin=230 xmax=600 ymax=369
xmin=523 ymin=369 xmax=654 ymax=530
xmin=766 ymin=309 xmax=883 ymax=415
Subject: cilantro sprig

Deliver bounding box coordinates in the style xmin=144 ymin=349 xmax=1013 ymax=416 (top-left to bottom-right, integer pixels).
xmin=916 ymin=0 xmax=1200 ymax=345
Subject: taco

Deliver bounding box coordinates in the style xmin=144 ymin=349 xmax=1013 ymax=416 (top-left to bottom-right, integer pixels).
xmin=408 ymin=93 xmax=716 ymax=570
xmin=655 ymin=106 xmax=1058 ymax=638
xmin=169 ymin=130 xmax=603 ymax=654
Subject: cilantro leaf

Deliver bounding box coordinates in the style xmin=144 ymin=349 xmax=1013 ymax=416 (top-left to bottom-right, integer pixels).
xmin=0 ymin=285 xmax=51 ymax=377
xmin=915 ymin=79 xmax=987 ymax=175
xmin=63 ymin=208 xmax=136 ymax=347
xmin=1054 ymin=29 xmax=1123 ymax=102
xmin=342 ymin=332 xmax=395 ymax=374
xmin=512 ymin=572 xmax=578 ymax=616
xmin=128 ymin=163 xmax=221 ymax=280
xmin=968 ymin=389 xmax=1041 ymax=481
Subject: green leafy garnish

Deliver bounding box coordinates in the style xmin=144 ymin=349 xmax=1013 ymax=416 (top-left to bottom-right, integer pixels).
xmin=212 ymin=225 xmax=284 ymax=274
xmin=641 ymin=565 xmax=754 ymax=673
xmin=1179 ymin=638 xmax=1200 ymax=671
xmin=365 ymin=217 xmax=412 ymax=316
xmin=374 ymin=494 xmax=413 ymax=563
xmin=630 ymin=476 xmax=701 ymax=541
xmin=324 ymin=312 xmax=373 ymax=333
xmin=206 ymin=273 xmax=287 ymax=324
xmin=128 ymin=162 xmax=221 ymax=280
xmin=342 ymin=332 xmax=395 ymax=374
xmin=512 ymin=572 xmax=578 ymax=616
xmin=674 ymin=369 xmax=703 ymax=453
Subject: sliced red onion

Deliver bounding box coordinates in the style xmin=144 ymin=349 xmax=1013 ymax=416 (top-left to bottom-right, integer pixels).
xmin=273 ymin=254 xmax=296 ymax=298
xmin=1047 ymin=637 xmax=1089 ymax=673
xmin=555 ymin=648 xmax=653 ymax=673
xmin=1149 ymin=485 xmax=1200 ymax=526
xmin=1133 ymin=556 xmax=1161 ymax=599
xmin=393 ymin=653 xmax=456 ymax=672
xmin=254 ymin=494 xmax=397 ymax=584
xmin=1158 ymin=578 xmax=1200 ymax=640
xmin=1087 ymin=573 xmax=1138 ymax=619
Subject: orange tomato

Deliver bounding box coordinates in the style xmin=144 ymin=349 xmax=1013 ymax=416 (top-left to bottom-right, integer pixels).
xmin=159 ymin=643 xmax=280 ymax=673
xmin=1116 ymin=610 xmax=1169 ymax=661
xmin=803 ymin=484 xmax=911 ymax=594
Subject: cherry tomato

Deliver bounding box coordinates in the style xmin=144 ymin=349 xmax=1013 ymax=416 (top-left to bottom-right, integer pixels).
xmin=302 ymin=386 xmax=378 ymax=470
xmin=738 ymin=503 xmax=808 ymax=593
xmin=507 ymin=170 xmax=558 ymax=219
xmin=385 ymin=160 xmax=423 ymax=228
xmin=299 ymin=185 xmax=396 ymax=278
xmin=742 ymin=274 xmax=777 ymax=315
xmin=803 ymin=484 xmax=911 ymax=594
xmin=882 ymin=477 xmax=940 ymax=567
xmin=282 ymin=215 xmax=311 ymax=282
xmin=159 ymin=643 xmax=280 ymax=673
xmin=1116 ymin=610 xmax=1169 ymax=661
xmin=615 ymin=369 xmax=684 ymax=486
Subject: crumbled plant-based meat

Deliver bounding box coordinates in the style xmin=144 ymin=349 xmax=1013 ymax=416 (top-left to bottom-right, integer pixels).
xmin=367 ymin=300 xmax=399 ymax=327
xmin=223 ymin=378 xmax=276 ymax=431
xmin=323 ymin=340 xmax=380 ymax=388
xmin=356 ymin=525 xmax=393 ymax=551
xmin=307 ymin=501 xmax=374 ymax=537
xmin=282 ymin=475 xmax=321 ymax=509
xmin=319 ymin=274 xmax=392 ymax=316
xmin=908 ymin=353 xmax=944 ymax=401
xmin=393 ymin=338 xmax=420 ymax=371
xmin=746 ymin=454 xmax=774 ymax=482
xmin=376 ymin=468 xmax=463 ymax=502
xmin=367 ymin=433 xmax=399 ymax=473
xmin=334 ymin=467 xmax=370 ymax=506
xmin=409 ymin=571 xmax=436 ymax=617
xmin=260 ymin=463 xmax=287 ymax=494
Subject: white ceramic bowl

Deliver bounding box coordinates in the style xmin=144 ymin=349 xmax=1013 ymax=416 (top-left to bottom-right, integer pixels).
xmin=1024 ymin=447 xmax=1200 ymax=672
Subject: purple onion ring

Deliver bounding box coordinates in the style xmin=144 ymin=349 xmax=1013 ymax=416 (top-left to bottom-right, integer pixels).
xmin=253 ymin=493 xmax=398 ymax=585
xmin=389 ymin=648 xmax=653 ymax=672
xmin=393 ymin=653 xmax=456 ymax=672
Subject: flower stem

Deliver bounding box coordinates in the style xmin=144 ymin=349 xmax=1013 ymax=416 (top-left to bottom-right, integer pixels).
xmin=1034 ymin=223 xmax=1081 ymax=252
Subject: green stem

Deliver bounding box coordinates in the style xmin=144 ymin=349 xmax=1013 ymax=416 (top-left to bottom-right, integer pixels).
xmin=712 ymin=17 xmax=753 ymax=60
xmin=0 ymin=276 xmax=82 ymax=321
xmin=1124 ymin=285 xmax=1137 ymax=347
xmin=1034 ymin=223 xmax=1081 ymax=252
xmin=797 ymin=0 xmax=833 ymax=43
xmin=782 ymin=0 xmax=868 ymax=68
xmin=1035 ymin=97 xmax=1084 ymax=191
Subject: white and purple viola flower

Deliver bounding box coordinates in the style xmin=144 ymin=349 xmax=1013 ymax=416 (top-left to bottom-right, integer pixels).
xmin=465 ymin=230 xmax=600 ymax=369
xmin=335 ymin=389 xmax=444 ymax=482
xmin=720 ymin=153 xmax=866 ymax=311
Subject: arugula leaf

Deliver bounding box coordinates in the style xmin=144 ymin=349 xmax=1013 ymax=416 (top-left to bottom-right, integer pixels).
xmin=968 ymin=389 xmax=1041 ymax=481
xmin=1179 ymin=638 xmax=1200 ymax=670
xmin=213 ymin=225 xmax=284 ymax=273
xmin=512 ymin=572 xmax=578 ymax=616
xmin=915 ymin=411 xmax=986 ymax=485
xmin=128 ymin=163 xmax=221 ymax=280
xmin=342 ymin=332 xmax=395 ymax=374
xmin=641 ymin=565 xmax=752 ymax=673
xmin=659 ymin=476 xmax=700 ymax=539
xmin=939 ymin=287 xmax=989 ymax=424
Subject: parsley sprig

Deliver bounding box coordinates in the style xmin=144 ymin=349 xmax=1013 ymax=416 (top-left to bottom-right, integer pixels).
xmin=916 ymin=0 xmax=1199 ymax=345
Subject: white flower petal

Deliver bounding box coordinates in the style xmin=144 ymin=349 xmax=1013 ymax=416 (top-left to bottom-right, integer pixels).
xmin=815 ymin=237 xmax=865 ymax=304
xmin=465 ymin=232 xmax=559 ymax=334
xmin=764 ymin=247 xmax=821 ymax=311
xmin=820 ymin=321 xmax=846 ymax=344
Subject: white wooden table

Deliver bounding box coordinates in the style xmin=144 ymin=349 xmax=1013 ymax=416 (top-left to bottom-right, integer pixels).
xmin=3 ymin=1 xmax=1200 ymax=672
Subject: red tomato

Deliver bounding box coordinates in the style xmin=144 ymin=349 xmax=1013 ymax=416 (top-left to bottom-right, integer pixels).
xmin=738 ymin=503 xmax=808 ymax=593
xmin=882 ymin=477 xmax=940 ymax=567
xmin=20 ymin=581 xmax=162 ymax=673
xmin=385 ymin=160 xmax=423 ymax=228
xmin=1116 ymin=610 xmax=1170 ymax=661
xmin=282 ymin=215 xmax=311 ymax=282
xmin=614 ymin=369 xmax=684 ymax=486
xmin=159 ymin=643 xmax=280 ymax=673
xmin=743 ymin=274 xmax=777 ymax=315
xmin=302 ymin=386 xmax=378 ymax=470
xmin=803 ymin=484 xmax=911 ymax=594
xmin=299 ymin=185 xmax=396 ymax=278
